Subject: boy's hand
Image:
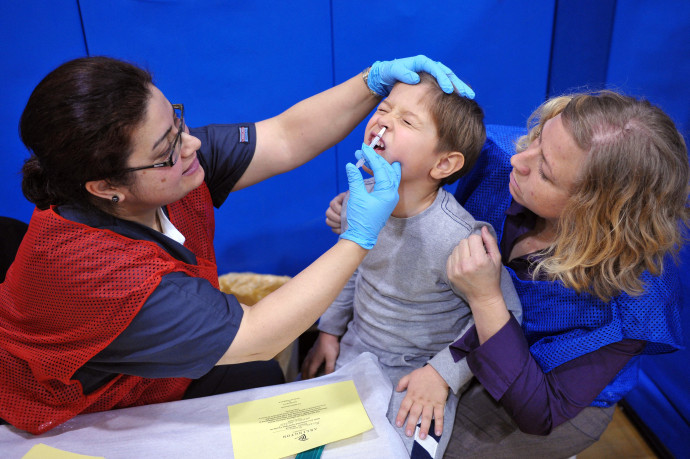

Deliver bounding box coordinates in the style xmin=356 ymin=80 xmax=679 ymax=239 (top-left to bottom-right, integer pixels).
xmin=300 ymin=332 xmax=340 ymax=379
xmin=395 ymin=365 xmax=449 ymax=440
xmin=325 ymin=192 xmax=346 ymax=235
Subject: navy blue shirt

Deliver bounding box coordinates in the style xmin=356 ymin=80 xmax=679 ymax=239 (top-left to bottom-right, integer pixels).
xmin=60 ymin=124 xmax=257 ymax=393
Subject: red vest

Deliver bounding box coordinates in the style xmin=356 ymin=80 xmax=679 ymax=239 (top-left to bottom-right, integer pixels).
xmin=0 ymin=184 xmax=219 ymax=434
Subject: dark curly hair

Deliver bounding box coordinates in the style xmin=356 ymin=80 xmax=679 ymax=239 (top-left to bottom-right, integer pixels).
xmin=20 ymin=56 xmax=153 ymax=210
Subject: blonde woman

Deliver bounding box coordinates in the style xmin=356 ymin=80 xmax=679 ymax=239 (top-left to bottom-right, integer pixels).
xmin=442 ymin=91 xmax=688 ymax=457
xmin=324 ymin=90 xmax=688 ymax=457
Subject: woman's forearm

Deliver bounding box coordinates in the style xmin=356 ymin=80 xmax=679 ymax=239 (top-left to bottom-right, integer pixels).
xmin=272 ymin=73 xmax=380 ymax=157
xmin=470 ymin=296 xmax=512 ymax=344
xmin=451 ymin=317 xmax=645 ymax=434
xmin=218 ymin=238 xmax=367 ymax=364
xmin=236 ymin=74 xmax=380 ymax=190
xmin=499 ymin=337 xmax=644 ymax=434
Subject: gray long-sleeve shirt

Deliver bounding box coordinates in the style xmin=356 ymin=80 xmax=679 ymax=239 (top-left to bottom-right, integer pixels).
xmin=319 ymin=184 xmax=523 ymax=393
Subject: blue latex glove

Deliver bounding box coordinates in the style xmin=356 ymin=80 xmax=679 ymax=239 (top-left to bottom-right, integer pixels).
xmin=367 ymin=55 xmax=475 ymax=99
xmin=340 ymin=144 xmax=402 ymax=250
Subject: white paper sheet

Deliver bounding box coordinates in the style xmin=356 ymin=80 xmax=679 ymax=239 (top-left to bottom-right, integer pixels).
xmin=0 ymin=352 xmax=407 ymax=458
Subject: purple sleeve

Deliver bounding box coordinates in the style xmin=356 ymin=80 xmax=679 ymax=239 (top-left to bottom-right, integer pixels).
xmin=450 ymin=315 xmax=645 ymax=435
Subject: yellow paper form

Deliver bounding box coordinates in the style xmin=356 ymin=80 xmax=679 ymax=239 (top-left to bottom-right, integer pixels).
xmin=22 ymin=443 xmax=104 ymax=459
xmin=227 ymin=380 xmax=373 ymax=459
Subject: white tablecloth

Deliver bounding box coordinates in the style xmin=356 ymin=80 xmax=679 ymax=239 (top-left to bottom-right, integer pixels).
xmin=0 ymin=352 xmax=408 ymax=458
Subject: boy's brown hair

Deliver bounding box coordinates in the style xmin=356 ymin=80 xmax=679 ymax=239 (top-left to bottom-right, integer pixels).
xmin=417 ymin=72 xmax=486 ymax=187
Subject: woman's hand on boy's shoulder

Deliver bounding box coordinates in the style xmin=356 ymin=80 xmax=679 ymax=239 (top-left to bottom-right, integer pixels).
xmin=447 ymin=226 xmax=503 ymax=306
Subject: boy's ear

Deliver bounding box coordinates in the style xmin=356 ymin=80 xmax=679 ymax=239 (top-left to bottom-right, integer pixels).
xmin=84 ymin=179 xmax=120 ymax=201
xmin=430 ymin=151 xmax=464 ymax=180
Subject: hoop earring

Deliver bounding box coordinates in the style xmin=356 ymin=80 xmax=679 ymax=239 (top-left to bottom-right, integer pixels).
xmin=112 ymin=196 xmax=120 ymax=203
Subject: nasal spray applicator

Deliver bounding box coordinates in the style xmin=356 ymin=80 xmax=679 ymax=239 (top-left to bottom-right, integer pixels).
xmin=355 ymin=127 xmax=386 ymax=168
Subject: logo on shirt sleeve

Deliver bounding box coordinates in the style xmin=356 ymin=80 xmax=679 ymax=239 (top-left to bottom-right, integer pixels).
xmin=239 ymin=126 xmax=250 ymax=143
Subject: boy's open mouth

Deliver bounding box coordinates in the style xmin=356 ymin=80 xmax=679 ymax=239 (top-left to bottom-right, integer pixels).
xmin=371 ymin=137 xmax=385 ymax=152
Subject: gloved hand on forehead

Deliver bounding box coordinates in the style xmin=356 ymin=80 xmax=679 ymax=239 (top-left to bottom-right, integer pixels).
xmin=340 ymin=144 xmax=401 ymax=250
xmin=367 ymin=55 xmax=475 ymax=99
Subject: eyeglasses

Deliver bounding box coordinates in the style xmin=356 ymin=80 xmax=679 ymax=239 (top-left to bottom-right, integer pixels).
xmin=122 ymin=104 xmax=185 ymax=173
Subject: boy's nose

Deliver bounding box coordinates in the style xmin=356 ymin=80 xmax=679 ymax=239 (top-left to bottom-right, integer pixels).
xmin=378 ymin=117 xmax=390 ymax=130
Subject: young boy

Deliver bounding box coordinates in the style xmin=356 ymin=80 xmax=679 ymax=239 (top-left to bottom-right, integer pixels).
xmin=301 ymin=73 xmax=522 ymax=458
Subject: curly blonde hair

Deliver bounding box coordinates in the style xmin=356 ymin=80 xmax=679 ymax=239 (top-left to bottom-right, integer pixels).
xmin=517 ymin=91 xmax=689 ymax=301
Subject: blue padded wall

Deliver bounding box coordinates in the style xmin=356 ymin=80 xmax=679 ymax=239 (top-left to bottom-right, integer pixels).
xmin=0 ymin=0 xmax=87 ymax=224
xmin=606 ymin=0 xmax=690 ymax=142
xmin=547 ymin=0 xmax=617 ymax=96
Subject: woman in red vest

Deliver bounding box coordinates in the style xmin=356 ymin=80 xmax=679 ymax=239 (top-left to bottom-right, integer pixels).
xmin=0 ymin=55 xmax=472 ymax=434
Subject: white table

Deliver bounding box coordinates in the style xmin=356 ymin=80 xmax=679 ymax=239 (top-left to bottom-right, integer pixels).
xmin=0 ymin=352 xmax=408 ymax=458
